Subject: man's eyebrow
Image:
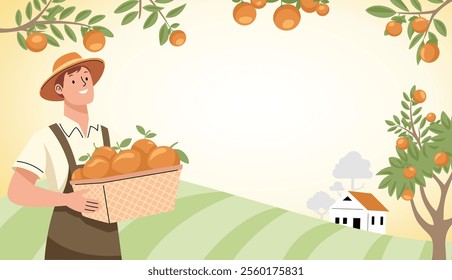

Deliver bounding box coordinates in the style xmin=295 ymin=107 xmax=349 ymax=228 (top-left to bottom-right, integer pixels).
xmin=84 ymin=71 xmax=88 ymax=73
xmin=68 ymin=74 xmax=74 ymax=77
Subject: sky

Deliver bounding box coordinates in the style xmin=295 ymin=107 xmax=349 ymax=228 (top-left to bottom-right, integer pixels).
xmin=1 ymin=0 xmax=452 ymax=241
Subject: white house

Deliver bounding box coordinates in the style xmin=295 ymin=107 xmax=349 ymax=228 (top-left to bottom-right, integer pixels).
xmin=329 ymin=191 xmax=388 ymax=234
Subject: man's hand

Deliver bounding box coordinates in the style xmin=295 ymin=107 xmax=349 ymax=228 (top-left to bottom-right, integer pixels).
xmin=64 ymin=189 xmax=99 ymax=213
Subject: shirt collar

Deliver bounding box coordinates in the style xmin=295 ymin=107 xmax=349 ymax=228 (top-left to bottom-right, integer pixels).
xmin=59 ymin=116 xmax=99 ymax=138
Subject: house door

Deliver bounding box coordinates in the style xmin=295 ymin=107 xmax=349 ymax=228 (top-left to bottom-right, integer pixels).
xmin=353 ymin=218 xmax=361 ymax=229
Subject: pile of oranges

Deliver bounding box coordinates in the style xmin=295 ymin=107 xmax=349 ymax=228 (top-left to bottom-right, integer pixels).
xmin=385 ymin=16 xmax=440 ymax=63
xmin=72 ymin=125 xmax=188 ymax=180
xmin=232 ymin=0 xmax=331 ymax=31
xmin=26 ymin=29 xmax=106 ymax=53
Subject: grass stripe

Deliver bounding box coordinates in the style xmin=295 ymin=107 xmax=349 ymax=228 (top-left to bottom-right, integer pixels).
xmin=120 ymin=192 xmax=231 ymax=260
xmin=284 ymin=223 xmax=344 ymax=260
xmin=364 ymin=235 xmax=392 ymax=260
xmin=419 ymin=241 xmax=432 ymax=260
xmin=147 ymin=196 xmax=272 ymax=260
xmin=0 ymin=207 xmax=52 ymax=260
xmin=205 ymin=208 xmax=287 ymax=260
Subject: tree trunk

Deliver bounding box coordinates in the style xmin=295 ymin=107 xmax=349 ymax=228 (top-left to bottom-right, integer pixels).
xmin=430 ymin=226 xmax=448 ymax=260
xmin=350 ymin=178 xmax=355 ymax=190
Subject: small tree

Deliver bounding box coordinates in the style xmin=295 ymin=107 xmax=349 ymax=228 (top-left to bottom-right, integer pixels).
xmin=329 ymin=181 xmax=345 ymax=196
xmin=378 ymin=85 xmax=452 ymax=260
xmin=332 ymin=151 xmax=372 ymax=190
xmin=306 ymin=191 xmax=335 ymax=220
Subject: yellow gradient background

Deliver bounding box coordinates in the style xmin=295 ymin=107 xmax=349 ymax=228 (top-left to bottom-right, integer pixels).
xmin=1 ymin=0 xmax=452 ymax=242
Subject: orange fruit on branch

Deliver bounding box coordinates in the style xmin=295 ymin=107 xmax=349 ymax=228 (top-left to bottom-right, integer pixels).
xmin=316 ymin=4 xmax=329 ymax=16
xmin=426 ymin=113 xmax=436 ymax=122
xmin=402 ymin=188 xmax=414 ymax=201
xmin=273 ymin=5 xmax=301 ymax=31
xmin=233 ymin=2 xmax=257 ymax=26
xmin=83 ymin=29 xmax=106 ymax=52
xmin=420 ymin=43 xmax=440 ymax=63
xmin=396 ymin=137 xmax=409 ymax=150
xmin=403 ymin=166 xmax=416 ymax=179
xmin=413 ymin=89 xmax=426 ymax=103
xmin=300 ymin=0 xmax=319 ymax=13
xmin=148 ymin=145 xmax=180 ymax=169
xmin=82 ymin=157 xmax=111 ymax=179
xmin=251 ymin=0 xmax=266 ymax=9
xmin=386 ymin=21 xmax=402 ymax=37
xmin=111 ymin=149 xmax=142 ymax=174
xmin=434 ymin=152 xmax=449 ymax=167
xmin=412 ymin=17 xmax=429 ymax=33
xmin=92 ymin=146 xmax=117 ymax=161
xmin=26 ymin=32 xmax=48 ymax=52
xmin=169 ymin=30 xmax=186 ymax=47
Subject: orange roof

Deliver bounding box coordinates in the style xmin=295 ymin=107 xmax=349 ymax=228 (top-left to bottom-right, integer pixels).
xmin=349 ymin=191 xmax=388 ymax=212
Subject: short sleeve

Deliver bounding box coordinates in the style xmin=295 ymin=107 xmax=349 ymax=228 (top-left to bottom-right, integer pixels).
xmin=12 ymin=130 xmax=48 ymax=178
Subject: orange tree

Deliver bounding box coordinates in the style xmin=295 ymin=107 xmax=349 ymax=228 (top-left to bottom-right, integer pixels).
xmin=378 ymin=85 xmax=452 ymax=259
xmin=367 ymin=0 xmax=451 ymax=64
xmin=0 ymin=0 xmax=187 ymax=52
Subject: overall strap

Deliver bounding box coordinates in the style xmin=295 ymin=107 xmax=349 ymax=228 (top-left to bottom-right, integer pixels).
xmin=49 ymin=123 xmax=78 ymax=173
xmin=101 ymin=125 xmax=110 ymax=147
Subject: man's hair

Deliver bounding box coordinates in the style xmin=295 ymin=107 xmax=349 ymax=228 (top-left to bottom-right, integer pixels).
xmin=54 ymin=66 xmax=83 ymax=88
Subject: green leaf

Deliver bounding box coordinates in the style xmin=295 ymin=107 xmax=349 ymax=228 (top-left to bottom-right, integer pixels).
xmin=36 ymin=24 xmax=47 ymax=29
xmin=16 ymin=32 xmax=27 ymax=50
xmin=175 ymin=149 xmax=189 ymax=164
xmin=366 ymin=6 xmax=396 ymax=18
xmin=41 ymin=0 xmax=47 ymax=4
xmin=414 ymin=115 xmax=422 ymax=124
xmin=64 ymin=24 xmax=77 ymax=42
xmin=434 ymin=19 xmax=447 ymax=37
xmin=422 ymin=136 xmax=432 ymax=143
xmin=89 ymin=15 xmax=105 ymax=25
xmin=386 ymin=120 xmax=396 ymax=126
xmin=401 ymin=111 xmax=410 ymax=120
xmin=60 ymin=6 xmax=75 ymax=20
xmin=92 ymin=26 xmax=114 ymax=37
xmin=159 ymin=23 xmax=170 ymax=45
xmin=428 ymin=32 xmax=438 ymax=44
xmin=33 ymin=0 xmax=41 ymax=11
xmin=420 ymin=117 xmax=427 ymax=129
xmin=397 ymin=148 xmax=408 ymax=161
xmin=427 ymin=0 xmax=443 ymax=3
xmin=394 ymin=115 xmax=401 ymax=125
xmin=50 ymin=24 xmax=64 ymax=40
xmin=143 ymin=5 xmax=164 ymax=12
xmin=377 ymin=167 xmax=394 ymax=176
xmin=413 ymin=107 xmax=422 ymax=116
xmin=166 ymin=4 xmax=186 ymax=18
xmin=388 ymin=181 xmax=397 ymax=196
xmin=379 ymin=176 xmax=391 ymax=189
xmin=388 ymin=126 xmax=397 ymax=132
xmin=45 ymin=34 xmax=59 ymax=46
xmin=16 ymin=10 xmax=22 ymax=26
xmin=409 ymin=33 xmax=423 ymax=49
xmin=171 ymin=23 xmax=180 ymax=29
xmin=120 ymin=138 xmax=132 ymax=148
xmin=114 ymin=0 xmax=139 ymax=14
xmin=26 ymin=2 xmax=32 ymax=20
xmin=122 ymin=11 xmax=138 ymax=25
xmin=81 ymin=26 xmax=89 ymax=37
xmin=79 ymin=155 xmax=89 ymax=161
xmin=416 ymin=41 xmax=425 ymax=65
xmin=407 ymin=20 xmax=414 ymax=39
xmin=155 ymin=0 xmax=173 ymax=3
xmin=75 ymin=10 xmax=92 ymax=22
xmin=136 ymin=125 xmax=146 ymax=135
xmin=414 ymin=175 xmax=426 ymax=186
xmin=441 ymin=112 xmax=450 ymax=129
xmin=389 ymin=157 xmax=404 ymax=168
xmin=146 ymin=132 xmax=156 ymax=138
xmin=401 ymin=101 xmax=409 ymax=110
xmin=390 ymin=0 xmax=409 ymax=11
xmin=52 ymin=0 xmax=66 ymax=3
xmin=47 ymin=5 xmax=64 ymax=19
xmin=410 ymin=0 xmax=422 ymax=11
xmin=143 ymin=12 xmax=158 ymax=29
xmin=403 ymin=92 xmax=410 ymax=102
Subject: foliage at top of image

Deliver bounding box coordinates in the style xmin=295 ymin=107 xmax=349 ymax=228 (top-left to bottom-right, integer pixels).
xmin=0 ymin=0 xmax=187 ymax=52
xmin=231 ymin=0 xmax=332 ymax=31
xmin=367 ymin=0 xmax=451 ymax=64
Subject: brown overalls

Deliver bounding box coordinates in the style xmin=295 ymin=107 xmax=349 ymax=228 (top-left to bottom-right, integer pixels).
xmin=45 ymin=123 xmax=122 ymax=260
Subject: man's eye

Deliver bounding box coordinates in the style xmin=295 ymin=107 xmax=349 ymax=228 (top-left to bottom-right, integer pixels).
xmin=72 ymin=80 xmax=75 ymax=84
xmin=85 ymin=77 xmax=88 ymax=81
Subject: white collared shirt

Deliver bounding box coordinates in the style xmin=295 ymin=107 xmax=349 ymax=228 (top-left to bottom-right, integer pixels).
xmin=12 ymin=116 xmax=114 ymax=192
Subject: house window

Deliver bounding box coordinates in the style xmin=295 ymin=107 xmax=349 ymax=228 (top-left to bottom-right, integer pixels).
xmin=343 ymin=217 xmax=347 ymax=224
xmin=335 ymin=217 xmax=339 ymax=224
xmin=371 ymin=216 xmax=375 ymax=225
xmin=380 ymin=216 xmax=384 ymax=225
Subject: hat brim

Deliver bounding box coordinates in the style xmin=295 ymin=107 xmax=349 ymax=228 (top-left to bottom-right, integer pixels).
xmin=40 ymin=58 xmax=105 ymax=101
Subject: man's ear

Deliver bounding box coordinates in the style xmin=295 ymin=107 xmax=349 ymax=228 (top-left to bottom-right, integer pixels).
xmin=55 ymin=84 xmax=64 ymax=97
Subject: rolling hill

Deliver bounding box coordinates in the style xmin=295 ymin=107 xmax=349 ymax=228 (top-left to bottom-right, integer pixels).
xmin=0 ymin=180 xmax=451 ymax=260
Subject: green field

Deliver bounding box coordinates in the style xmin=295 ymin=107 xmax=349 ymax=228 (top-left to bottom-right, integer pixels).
xmin=0 ymin=181 xmax=450 ymax=260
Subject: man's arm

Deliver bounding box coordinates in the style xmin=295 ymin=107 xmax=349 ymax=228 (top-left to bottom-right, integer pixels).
xmin=8 ymin=168 xmax=98 ymax=213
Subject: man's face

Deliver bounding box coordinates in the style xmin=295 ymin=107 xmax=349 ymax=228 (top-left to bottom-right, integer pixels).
xmin=55 ymin=67 xmax=94 ymax=105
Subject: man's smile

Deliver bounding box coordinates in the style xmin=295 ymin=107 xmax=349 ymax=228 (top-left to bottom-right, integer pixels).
xmin=79 ymin=89 xmax=88 ymax=94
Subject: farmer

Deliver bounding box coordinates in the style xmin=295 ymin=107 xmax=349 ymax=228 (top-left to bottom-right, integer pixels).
xmin=8 ymin=52 xmax=122 ymax=260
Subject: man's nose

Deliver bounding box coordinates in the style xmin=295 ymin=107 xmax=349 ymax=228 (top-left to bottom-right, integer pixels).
xmin=80 ymin=76 xmax=86 ymax=87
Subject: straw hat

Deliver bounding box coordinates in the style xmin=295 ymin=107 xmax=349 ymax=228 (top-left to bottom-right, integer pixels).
xmin=40 ymin=52 xmax=105 ymax=101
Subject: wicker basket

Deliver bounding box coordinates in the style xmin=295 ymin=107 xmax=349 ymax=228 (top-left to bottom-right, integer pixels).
xmin=70 ymin=165 xmax=182 ymax=223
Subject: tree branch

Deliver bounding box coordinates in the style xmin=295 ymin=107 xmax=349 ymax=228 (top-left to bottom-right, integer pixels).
xmin=410 ymin=199 xmax=432 ymax=233
xmin=419 ymin=186 xmax=435 ymax=220
xmin=35 ymin=20 xmax=90 ymax=28
xmin=149 ymin=0 xmax=172 ymax=29
xmin=0 ymin=0 xmax=52 ymax=33
xmin=398 ymin=0 xmax=452 ymax=16
xmin=138 ymin=0 xmax=143 ymax=19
